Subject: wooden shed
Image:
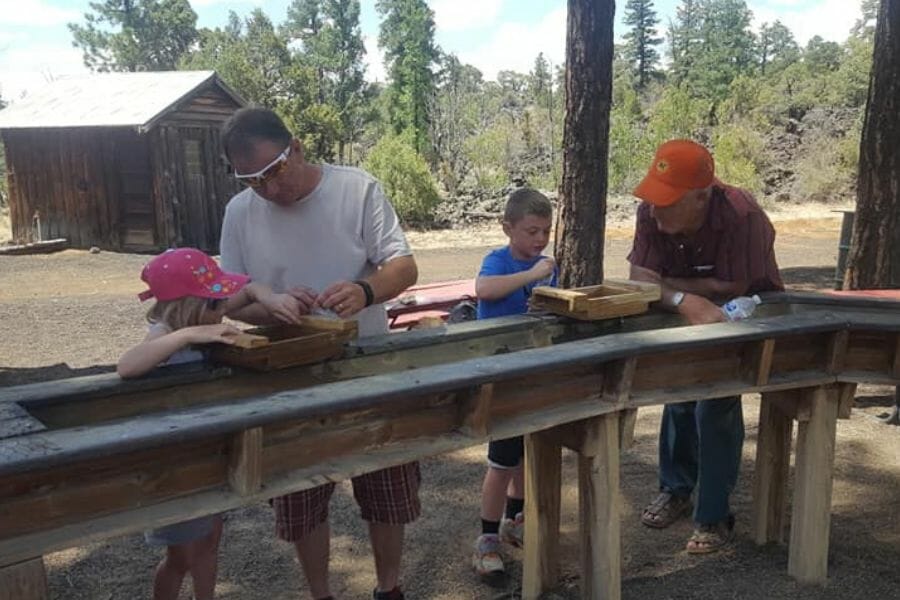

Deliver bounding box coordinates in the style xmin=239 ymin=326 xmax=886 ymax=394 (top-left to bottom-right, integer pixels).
xmin=0 ymin=71 xmax=246 ymax=252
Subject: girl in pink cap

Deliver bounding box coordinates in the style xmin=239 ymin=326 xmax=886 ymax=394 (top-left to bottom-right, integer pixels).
xmin=118 ymin=247 xmax=300 ymax=600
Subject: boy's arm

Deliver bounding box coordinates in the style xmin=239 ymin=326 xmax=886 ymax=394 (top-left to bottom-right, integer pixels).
xmin=117 ymin=325 xmax=241 ymax=379
xmin=477 ymin=258 xmax=555 ymax=301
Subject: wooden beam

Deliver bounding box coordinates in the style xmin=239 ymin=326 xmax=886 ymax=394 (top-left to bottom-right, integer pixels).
xmin=522 ymin=430 xmax=561 ymax=600
xmin=0 ymin=558 xmax=48 ymax=600
xmin=742 ymin=339 xmax=776 ymax=386
xmin=618 ymin=408 xmax=638 ymax=451
xmin=228 ymin=428 xmax=263 ymax=495
xmin=788 ymin=385 xmax=839 ymax=585
xmin=836 ymin=382 xmax=857 ymax=420
xmin=826 ymin=330 xmax=850 ymax=374
xmin=577 ymin=415 xmax=621 ymax=600
xmin=602 ymin=357 xmax=637 ymax=405
xmin=458 ymin=384 xmax=493 ymax=438
xmin=751 ymin=392 xmax=794 ymax=545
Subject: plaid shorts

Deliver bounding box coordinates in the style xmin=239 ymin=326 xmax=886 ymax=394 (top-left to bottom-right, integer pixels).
xmin=272 ymin=462 xmax=421 ymax=542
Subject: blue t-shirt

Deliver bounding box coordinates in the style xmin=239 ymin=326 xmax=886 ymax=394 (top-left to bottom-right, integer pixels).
xmin=476 ymin=246 xmax=557 ymax=319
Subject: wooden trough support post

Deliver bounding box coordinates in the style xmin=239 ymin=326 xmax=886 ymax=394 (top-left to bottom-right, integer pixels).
xmin=0 ymin=557 xmax=49 ymax=600
xmin=574 ymin=414 xmax=621 ymax=600
xmin=751 ymin=390 xmax=794 ymax=545
xmin=788 ymin=384 xmax=839 ymax=585
xmin=522 ymin=429 xmax=562 ymax=600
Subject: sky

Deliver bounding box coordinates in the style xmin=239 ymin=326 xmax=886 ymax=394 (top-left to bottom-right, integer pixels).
xmin=0 ymin=0 xmax=868 ymax=103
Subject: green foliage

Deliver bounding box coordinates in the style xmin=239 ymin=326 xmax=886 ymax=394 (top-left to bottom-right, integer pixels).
xmin=622 ymin=0 xmax=662 ymax=89
xmin=377 ymin=0 xmax=439 ymax=156
xmin=69 ymin=0 xmax=197 ymax=71
xmin=712 ymin=123 xmax=764 ymax=194
xmin=364 ymin=134 xmax=442 ymax=225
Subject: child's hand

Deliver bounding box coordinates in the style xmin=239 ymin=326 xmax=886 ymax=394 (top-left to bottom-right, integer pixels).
xmin=260 ymin=292 xmax=304 ymax=325
xmin=528 ymin=257 xmax=556 ymax=282
xmin=286 ymin=285 xmax=319 ymax=315
xmin=184 ymin=323 xmax=243 ymax=345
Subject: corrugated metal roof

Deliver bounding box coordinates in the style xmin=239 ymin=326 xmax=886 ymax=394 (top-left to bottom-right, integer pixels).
xmin=0 ymin=70 xmax=242 ymax=130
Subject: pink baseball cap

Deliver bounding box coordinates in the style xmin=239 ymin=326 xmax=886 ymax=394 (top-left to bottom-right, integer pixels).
xmin=138 ymin=248 xmax=250 ymax=302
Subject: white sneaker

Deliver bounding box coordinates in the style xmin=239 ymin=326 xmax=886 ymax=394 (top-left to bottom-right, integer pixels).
xmin=472 ymin=534 xmax=505 ymax=576
xmin=499 ymin=512 xmax=524 ymax=548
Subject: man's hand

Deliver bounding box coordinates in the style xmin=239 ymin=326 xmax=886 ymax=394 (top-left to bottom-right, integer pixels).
xmin=317 ymin=281 xmax=367 ymax=318
xmin=677 ymin=293 xmax=726 ymax=325
xmin=286 ymin=285 xmax=319 ymax=315
xmin=528 ymin=257 xmax=556 ymax=282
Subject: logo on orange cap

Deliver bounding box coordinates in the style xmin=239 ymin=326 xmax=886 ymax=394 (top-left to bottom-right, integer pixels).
xmin=633 ymin=140 xmax=715 ymax=207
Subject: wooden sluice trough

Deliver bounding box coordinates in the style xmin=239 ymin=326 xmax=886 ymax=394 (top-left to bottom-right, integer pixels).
xmin=1 ymin=292 xmax=899 ymax=599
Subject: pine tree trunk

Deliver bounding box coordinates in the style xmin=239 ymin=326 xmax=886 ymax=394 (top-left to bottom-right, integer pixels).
xmin=555 ymin=0 xmax=615 ymax=288
xmin=844 ymin=0 xmax=900 ymax=289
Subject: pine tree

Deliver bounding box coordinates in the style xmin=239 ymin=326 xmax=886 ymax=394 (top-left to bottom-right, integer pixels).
xmin=376 ymin=0 xmax=439 ymax=156
xmin=622 ymin=0 xmax=662 ymax=89
xmin=69 ymin=0 xmax=198 ymax=71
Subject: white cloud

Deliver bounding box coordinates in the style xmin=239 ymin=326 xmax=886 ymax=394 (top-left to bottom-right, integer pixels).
xmin=362 ymin=33 xmax=387 ymax=83
xmin=1 ymin=0 xmax=80 ymax=26
xmin=457 ymin=6 xmax=565 ymax=81
xmin=429 ymin=0 xmax=504 ymax=32
xmin=0 ymin=44 xmax=87 ymax=101
xmin=751 ymin=0 xmax=863 ymax=45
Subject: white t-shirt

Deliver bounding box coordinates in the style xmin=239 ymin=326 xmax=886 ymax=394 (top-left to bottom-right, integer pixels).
xmin=220 ymin=164 xmax=412 ymax=337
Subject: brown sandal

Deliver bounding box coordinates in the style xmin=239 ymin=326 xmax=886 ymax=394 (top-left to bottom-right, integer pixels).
xmin=641 ymin=492 xmax=693 ymax=529
xmin=686 ymin=515 xmax=736 ymax=554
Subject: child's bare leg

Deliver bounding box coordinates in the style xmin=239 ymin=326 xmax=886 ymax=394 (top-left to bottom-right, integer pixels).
xmin=189 ymin=517 xmax=223 ymax=600
xmin=153 ymin=545 xmax=191 ymax=600
xmin=507 ymin=465 xmax=524 ymax=502
xmin=481 ymin=466 xmax=514 ymax=522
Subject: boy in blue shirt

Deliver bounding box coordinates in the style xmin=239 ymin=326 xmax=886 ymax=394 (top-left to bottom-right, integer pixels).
xmin=473 ymin=188 xmax=557 ymax=578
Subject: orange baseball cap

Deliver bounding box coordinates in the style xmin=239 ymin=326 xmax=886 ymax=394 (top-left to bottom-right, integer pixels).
xmin=633 ymin=139 xmax=715 ymax=207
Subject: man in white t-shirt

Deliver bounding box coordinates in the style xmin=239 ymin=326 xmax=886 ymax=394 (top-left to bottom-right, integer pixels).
xmin=219 ymin=107 xmax=419 ymax=600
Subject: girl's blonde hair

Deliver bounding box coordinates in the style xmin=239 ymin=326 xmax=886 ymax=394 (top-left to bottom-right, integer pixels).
xmin=146 ymin=296 xmax=210 ymax=331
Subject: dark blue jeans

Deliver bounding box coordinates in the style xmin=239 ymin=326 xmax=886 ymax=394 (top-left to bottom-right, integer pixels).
xmin=658 ymin=397 xmax=744 ymax=525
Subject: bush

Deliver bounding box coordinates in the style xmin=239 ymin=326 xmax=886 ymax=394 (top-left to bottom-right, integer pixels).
xmin=712 ymin=123 xmax=765 ymax=195
xmin=364 ymin=134 xmax=442 ymax=226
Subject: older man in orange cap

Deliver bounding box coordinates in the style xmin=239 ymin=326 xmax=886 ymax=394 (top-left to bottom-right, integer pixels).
xmin=628 ymin=139 xmax=783 ymax=553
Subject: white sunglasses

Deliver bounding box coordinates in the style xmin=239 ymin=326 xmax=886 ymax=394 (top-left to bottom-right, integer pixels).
xmin=233 ymin=145 xmax=292 ymax=188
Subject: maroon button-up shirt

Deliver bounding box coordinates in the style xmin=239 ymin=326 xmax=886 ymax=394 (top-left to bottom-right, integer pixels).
xmin=627 ymin=184 xmax=784 ymax=295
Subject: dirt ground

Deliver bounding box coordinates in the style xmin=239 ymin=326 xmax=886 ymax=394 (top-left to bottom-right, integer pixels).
xmin=1 ymin=213 xmax=899 ymax=599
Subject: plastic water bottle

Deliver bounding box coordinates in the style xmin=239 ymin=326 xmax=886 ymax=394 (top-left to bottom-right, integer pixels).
xmin=721 ymin=295 xmax=762 ymax=321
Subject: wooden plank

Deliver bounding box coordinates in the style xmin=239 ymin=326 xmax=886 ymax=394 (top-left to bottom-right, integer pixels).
xmin=228 ymin=427 xmax=263 ymax=495
xmin=602 ymin=357 xmax=637 ymax=405
xmin=751 ymin=392 xmax=794 ymax=545
xmin=229 ymin=333 xmax=270 ymax=349
xmin=788 ymin=385 xmax=839 ymax=584
xmin=577 ymin=414 xmax=621 ymax=600
xmin=741 ymin=339 xmax=776 ymax=386
xmin=836 ymin=382 xmax=857 ymax=419
xmin=826 ymin=330 xmax=850 ymax=374
xmin=0 ymin=558 xmax=48 ymax=600
xmin=459 ymin=384 xmax=493 ymax=437
xmin=618 ymin=409 xmax=638 ymax=451
xmin=522 ymin=430 xmax=561 ymax=600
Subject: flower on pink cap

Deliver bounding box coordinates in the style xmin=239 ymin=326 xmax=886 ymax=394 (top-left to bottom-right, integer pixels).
xmin=138 ymin=248 xmax=250 ymax=302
